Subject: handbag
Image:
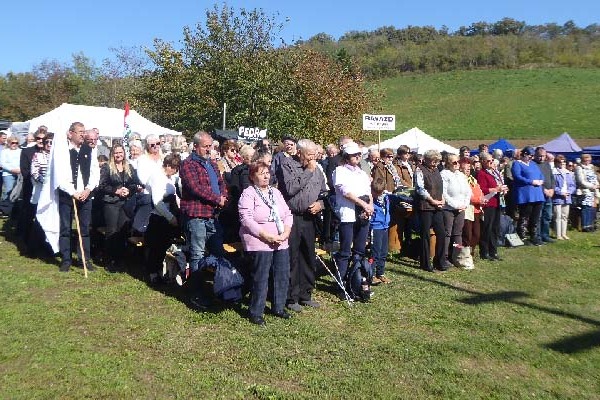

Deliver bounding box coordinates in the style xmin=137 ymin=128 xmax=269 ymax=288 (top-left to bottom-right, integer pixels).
xmin=504 ymin=233 xmax=524 ymax=247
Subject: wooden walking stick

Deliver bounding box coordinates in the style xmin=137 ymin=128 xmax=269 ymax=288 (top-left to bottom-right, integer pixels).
xmin=72 ymin=197 xmax=88 ymax=278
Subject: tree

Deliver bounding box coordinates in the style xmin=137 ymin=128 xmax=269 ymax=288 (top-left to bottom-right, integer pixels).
xmin=135 ymin=4 xmax=378 ymax=143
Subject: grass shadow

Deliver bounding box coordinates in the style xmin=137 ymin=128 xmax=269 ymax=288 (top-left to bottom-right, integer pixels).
xmin=546 ymin=329 xmax=600 ymax=353
xmin=397 ymin=267 xmax=600 ymax=353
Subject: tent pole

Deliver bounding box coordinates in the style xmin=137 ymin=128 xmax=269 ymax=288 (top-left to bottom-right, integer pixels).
xmin=222 ymin=103 xmax=227 ymax=130
xmin=378 ymin=130 xmax=381 ymax=151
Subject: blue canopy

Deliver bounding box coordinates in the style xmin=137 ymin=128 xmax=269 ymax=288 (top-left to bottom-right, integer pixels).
xmin=542 ymin=132 xmax=582 ymax=153
xmin=488 ymin=138 xmax=517 ymax=155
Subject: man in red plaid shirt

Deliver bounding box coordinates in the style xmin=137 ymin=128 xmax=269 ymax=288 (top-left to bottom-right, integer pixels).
xmin=180 ymin=131 xmax=228 ymax=307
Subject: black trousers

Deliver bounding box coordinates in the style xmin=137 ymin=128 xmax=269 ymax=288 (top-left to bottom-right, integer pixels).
xmin=480 ymin=206 xmax=500 ymax=258
xmin=59 ymin=191 xmax=93 ymax=265
xmin=144 ymin=213 xmax=179 ymax=275
xmin=419 ymin=209 xmax=446 ymax=270
xmin=287 ymin=214 xmax=317 ymax=304
xmin=103 ymin=200 xmax=130 ymax=262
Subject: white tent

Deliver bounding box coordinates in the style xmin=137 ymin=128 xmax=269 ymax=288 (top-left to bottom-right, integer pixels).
xmin=369 ymin=127 xmax=458 ymax=154
xmin=24 ymin=103 xmax=182 ymax=139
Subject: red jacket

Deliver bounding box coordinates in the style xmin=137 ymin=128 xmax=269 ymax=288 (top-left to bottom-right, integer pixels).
xmin=476 ymin=169 xmax=499 ymax=208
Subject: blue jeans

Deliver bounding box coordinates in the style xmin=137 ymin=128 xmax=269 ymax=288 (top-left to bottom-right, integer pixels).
xmin=371 ymin=228 xmax=389 ymax=277
xmin=581 ymin=205 xmax=596 ymax=230
xmin=538 ymin=197 xmax=553 ymax=241
xmin=336 ymin=221 xmax=370 ymax=280
xmin=183 ymin=216 xmax=224 ymax=273
xmin=1 ymin=174 xmax=16 ymax=201
xmin=248 ymin=249 xmax=290 ymax=318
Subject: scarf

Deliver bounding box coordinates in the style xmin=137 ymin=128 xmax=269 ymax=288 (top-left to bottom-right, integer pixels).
xmin=384 ymin=162 xmax=402 ymax=189
xmin=486 ymin=168 xmax=505 ymax=207
xmin=253 ymin=186 xmax=284 ymax=234
xmin=191 ymin=153 xmax=220 ymax=196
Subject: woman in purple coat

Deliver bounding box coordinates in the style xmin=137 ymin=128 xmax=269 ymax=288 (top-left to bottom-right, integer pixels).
xmin=511 ymin=146 xmax=545 ymax=245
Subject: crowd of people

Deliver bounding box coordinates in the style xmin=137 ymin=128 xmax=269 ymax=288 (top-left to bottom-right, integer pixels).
xmin=0 ymin=125 xmax=599 ymax=326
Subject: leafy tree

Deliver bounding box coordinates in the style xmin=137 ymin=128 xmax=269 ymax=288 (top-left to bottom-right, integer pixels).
xmin=135 ymin=4 xmax=377 ymax=143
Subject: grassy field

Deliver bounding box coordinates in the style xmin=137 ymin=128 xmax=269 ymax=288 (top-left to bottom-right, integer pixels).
xmin=1 ymin=218 xmax=600 ymax=399
xmin=379 ymin=67 xmax=600 ymax=143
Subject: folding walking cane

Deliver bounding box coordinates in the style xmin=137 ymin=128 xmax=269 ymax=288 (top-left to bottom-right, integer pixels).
xmin=72 ymin=198 xmax=88 ymax=278
xmin=315 ymin=248 xmax=353 ymax=307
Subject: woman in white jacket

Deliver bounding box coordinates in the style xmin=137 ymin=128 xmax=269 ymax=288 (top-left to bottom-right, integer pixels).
xmin=441 ymin=153 xmax=472 ymax=265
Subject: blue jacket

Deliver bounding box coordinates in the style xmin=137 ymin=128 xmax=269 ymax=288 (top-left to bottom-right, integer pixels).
xmin=370 ymin=194 xmax=390 ymax=230
xmin=511 ymin=160 xmax=545 ymax=204
xmin=552 ymin=169 xmax=576 ymax=205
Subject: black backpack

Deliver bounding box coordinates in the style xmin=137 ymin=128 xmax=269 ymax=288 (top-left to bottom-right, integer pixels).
xmin=345 ymin=255 xmax=374 ymax=302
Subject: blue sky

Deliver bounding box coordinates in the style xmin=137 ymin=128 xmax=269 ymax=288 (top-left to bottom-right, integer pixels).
xmin=1 ymin=0 xmax=598 ymax=74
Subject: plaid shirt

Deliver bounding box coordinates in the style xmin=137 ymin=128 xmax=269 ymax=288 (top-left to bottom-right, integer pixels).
xmin=180 ymin=155 xmax=228 ymax=218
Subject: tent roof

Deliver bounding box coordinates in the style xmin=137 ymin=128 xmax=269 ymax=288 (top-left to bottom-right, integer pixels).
xmin=24 ymin=103 xmax=181 ymax=139
xmin=369 ymin=127 xmax=458 ymax=154
xmin=488 ymin=138 xmax=517 ymax=153
xmin=541 ymin=132 xmax=582 ymax=153
xmin=582 ymin=144 xmax=600 ymax=151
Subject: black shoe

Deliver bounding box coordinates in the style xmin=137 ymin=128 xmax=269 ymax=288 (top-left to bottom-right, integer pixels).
xmin=542 ymin=238 xmax=555 ymax=243
xmin=249 ymin=315 xmax=266 ymax=327
xmin=59 ymin=262 xmax=71 ymax=272
xmin=531 ymin=239 xmax=544 ymax=246
xmin=490 ymin=255 xmax=503 ymax=261
xmin=273 ymin=310 xmax=292 ymax=319
xmin=86 ymin=262 xmax=96 ymax=272
xmin=106 ymin=260 xmax=118 ymax=273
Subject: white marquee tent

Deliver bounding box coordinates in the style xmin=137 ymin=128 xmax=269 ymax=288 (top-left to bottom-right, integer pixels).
xmin=369 ymin=127 xmax=458 ymax=154
xmin=24 ymin=103 xmax=182 ymax=139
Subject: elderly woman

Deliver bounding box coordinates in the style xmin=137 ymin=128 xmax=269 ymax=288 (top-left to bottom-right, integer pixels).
xmin=0 ymin=135 xmax=22 ymax=201
xmin=440 ymin=154 xmax=471 ymax=265
xmin=98 ymin=144 xmax=143 ymax=271
xmin=372 ymin=148 xmax=403 ymax=192
xmin=217 ymin=139 xmax=241 ymax=181
xmin=144 ymin=154 xmax=181 ymax=284
xmin=30 ymin=133 xmax=54 ymax=206
xmin=136 ymin=134 xmax=163 ymax=187
xmin=171 ymin=135 xmax=189 ymax=160
xmin=477 ymin=152 xmax=509 ymax=258
xmin=128 ymin=139 xmax=143 ymax=169
xmin=575 ymin=153 xmax=599 ymax=232
xmin=460 ymin=157 xmax=485 ymax=262
xmin=333 ymin=142 xmax=374 ymax=284
xmin=239 ymin=161 xmax=293 ymax=326
xmin=511 ymin=146 xmax=545 ymax=244
xmin=552 ymin=155 xmax=577 ymax=239
xmin=415 ymin=149 xmax=447 ymax=272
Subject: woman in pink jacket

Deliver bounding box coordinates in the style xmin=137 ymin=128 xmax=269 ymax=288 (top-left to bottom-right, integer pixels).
xmin=239 ymin=161 xmax=293 ymax=327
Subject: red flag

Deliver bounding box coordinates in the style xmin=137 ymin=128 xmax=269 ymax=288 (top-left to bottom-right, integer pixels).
xmin=124 ymin=101 xmax=130 ymax=127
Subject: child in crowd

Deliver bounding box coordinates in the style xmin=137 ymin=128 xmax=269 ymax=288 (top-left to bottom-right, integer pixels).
xmin=370 ymin=178 xmax=392 ymax=284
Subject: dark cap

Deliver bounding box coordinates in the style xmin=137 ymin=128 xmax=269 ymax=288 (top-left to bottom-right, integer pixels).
xmin=521 ymin=146 xmax=535 ymax=156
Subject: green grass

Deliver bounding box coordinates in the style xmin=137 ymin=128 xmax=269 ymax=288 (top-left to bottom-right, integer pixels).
xmin=379 ymin=67 xmax=600 ymax=141
xmin=1 ymin=220 xmax=600 ymax=399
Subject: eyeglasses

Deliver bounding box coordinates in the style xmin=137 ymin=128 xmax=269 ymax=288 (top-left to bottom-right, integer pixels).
xmin=149 ymin=143 xmax=158 ymax=147
xmin=35 ymin=137 xmax=45 ymax=141
xmin=44 ymin=140 xmax=53 ymax=145
xmin=10 ymin=141 xmax=19 ymax=145
xmin=451 ymin=161 xmax=459 ymax=165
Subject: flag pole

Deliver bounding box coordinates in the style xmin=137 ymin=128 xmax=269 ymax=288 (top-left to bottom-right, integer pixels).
xmin=72 ymin=198 xmax=88 ymax=278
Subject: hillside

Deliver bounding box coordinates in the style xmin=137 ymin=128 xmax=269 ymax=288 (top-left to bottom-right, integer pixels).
xmin=378 ymin=67 xmax=600 ymax=144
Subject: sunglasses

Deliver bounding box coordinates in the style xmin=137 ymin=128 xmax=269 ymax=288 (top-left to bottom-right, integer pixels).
xmin=386 ymin=155 xmax=395 ymax=159
xmin=10 ymin=141 xmax=19 ymax=145
xmin=44 ymin=140 xmax=53 ymax=145
xmin=451 ymin=161 xmax=459 ymax=165
xmin=35 ymin=137 xmax=45 ymax=141
xmin=149 ymin=143 xmax=159 ymax=147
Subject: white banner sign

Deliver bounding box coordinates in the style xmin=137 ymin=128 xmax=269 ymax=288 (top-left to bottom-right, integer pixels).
xmin=362 ymin=114 xmax=396 ymax=131
xmin=238 ymin=126 xmax=267 ymax=141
